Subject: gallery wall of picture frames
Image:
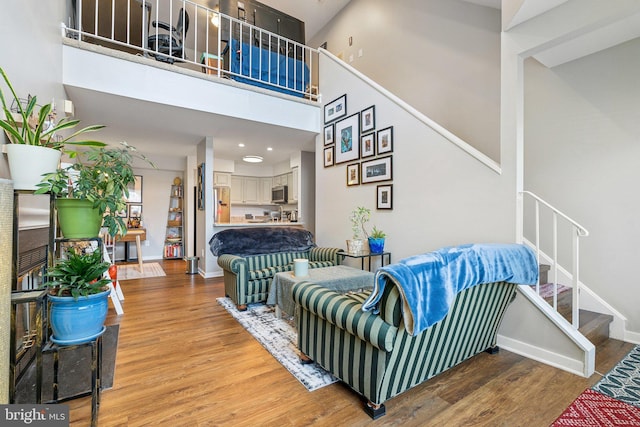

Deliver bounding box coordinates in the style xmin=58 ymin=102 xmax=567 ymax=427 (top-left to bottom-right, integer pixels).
xmin=323 ymin=94 xmax=394 ymax=209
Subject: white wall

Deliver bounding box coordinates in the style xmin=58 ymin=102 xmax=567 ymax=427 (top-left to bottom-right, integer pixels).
xmin=0 ymin=1 xmax=68 ymax=179
xmin=310 ymin=0 xmax=501 ymax=162
xmin=523 ymin=39 xmax=640 ymax=335
xmin=315 ymin=53 xmax=516 ymax=263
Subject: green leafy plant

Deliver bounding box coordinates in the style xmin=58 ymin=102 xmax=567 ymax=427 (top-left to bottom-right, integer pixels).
xmin=349 ymin=206 xmax=371 ymax=239
xmin=369 ymin=226 xmax=386 ymax=239
xmin=35 ymin=141 xmax=155 ymax=236
xmin=0 ymin=67 xmax=105 ymax=149
xmin=43 ymin=249 xmax=112 ymax=299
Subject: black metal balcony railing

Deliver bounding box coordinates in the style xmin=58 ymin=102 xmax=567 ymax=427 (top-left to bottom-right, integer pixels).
xmin=66 ymin=0 xmax=319 ymax=101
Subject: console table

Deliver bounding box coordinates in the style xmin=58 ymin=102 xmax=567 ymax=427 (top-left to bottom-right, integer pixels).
xmin=338 ymin=251 xmax=391 ymax=272
xmin=267 ymin=265 xmax=374 ymax=318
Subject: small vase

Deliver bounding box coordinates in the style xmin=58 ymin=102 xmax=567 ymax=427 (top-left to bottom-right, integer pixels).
xmin=368 ymin=237 xmax=385 ymax=254
xmin=346 ymin=239 xmax=364 ymax=254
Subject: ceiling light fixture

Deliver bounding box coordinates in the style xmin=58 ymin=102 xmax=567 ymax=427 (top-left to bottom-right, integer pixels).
xmin=242 ymin=155 xmax=263 ymax=163
xmin=238 ymin=143 xmax=245 ymax=147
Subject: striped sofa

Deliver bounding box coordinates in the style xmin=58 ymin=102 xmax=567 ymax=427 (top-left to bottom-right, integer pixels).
xmin=292 ymin=279 xmax=518 ymax=419
xmin=218 ymin=247 xmax=343 ymax=310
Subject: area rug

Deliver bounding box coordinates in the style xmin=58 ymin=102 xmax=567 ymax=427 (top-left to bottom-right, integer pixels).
xmin=217 ymin=297 xmax=338 ymax=391
xmin=550 ymin=389 xmax=640 ymax=426
xmin=117 ymin=262 xmax=166 ymax=280
xmin=551 ymin=345 xmax=640 ymax=426
xmin=592 ymin=345 xmax=640 ymax=408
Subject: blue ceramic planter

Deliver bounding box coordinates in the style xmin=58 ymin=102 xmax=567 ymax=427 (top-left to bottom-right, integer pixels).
xmin=49 ymin=289 xmax=110 ymax=345
xmin=368 ymin=237 xmax=385 ymax=254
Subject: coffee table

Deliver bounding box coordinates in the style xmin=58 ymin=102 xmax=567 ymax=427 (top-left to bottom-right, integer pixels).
xmin=267 ymin=265 xmax=375 ymax=319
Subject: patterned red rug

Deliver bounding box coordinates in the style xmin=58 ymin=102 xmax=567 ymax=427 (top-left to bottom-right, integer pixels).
xmin=551 ymin=389 xmax=640 ymax=426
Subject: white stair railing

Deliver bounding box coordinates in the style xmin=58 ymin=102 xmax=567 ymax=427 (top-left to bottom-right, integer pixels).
xmin=521 ymin=191 xmax=589 ymax=328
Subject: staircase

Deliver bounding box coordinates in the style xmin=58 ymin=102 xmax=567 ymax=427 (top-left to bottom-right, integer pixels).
xmin=542 ymin=284 xmax=613 ymax=347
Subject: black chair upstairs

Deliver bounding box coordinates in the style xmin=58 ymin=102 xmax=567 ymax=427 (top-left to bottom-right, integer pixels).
xmin=147 ymin=8 xmax=189 ymax=64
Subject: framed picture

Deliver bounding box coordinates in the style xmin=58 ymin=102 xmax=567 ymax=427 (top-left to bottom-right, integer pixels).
xmin=377 ymin=126 xmax=393 ymax=154
xmin=346 ymin=163 xmax=360 ymax=186
xmin=360 ymin=132 xmax=375 ymax=158
xmin=197 ymin=163 xmax=205 ymax=210
xmin=324 ymin=94 xmax=347 ymax=124
xmin=324 ymin=124 xmax=334 ymax=146
xmin=126 ymin=175 xmax=143 ymax=203
xmin=334 ymin=113 xmax=360 ymax=164
xmin=128 ymin=204 xmax=142 ymax=218
xmin=360 ymin=105 xmax=375 ymax=133
xmin=377 ymin=184 xmax=393 ymax=210
xmin=323 ymin=146 xmax=334 ymax=167
xmin=361 ymin=155 xmax=392 ymax=184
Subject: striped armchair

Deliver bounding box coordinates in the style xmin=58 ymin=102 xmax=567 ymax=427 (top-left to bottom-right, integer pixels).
xmin=292 ymin=279 xmax=518 ymax=419
xmin=218 ymin=247 xmax=343 ymax=310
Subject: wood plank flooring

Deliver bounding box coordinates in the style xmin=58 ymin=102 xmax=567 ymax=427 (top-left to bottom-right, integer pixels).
xmin=65 ymin=260 xmax=634 ymax=426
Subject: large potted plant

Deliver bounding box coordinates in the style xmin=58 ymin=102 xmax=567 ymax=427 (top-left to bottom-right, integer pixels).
xmin=43 ymin=248 xmax=112 ymax=345
xmin=0 ymin=67 xmax=105 ymax=190
xmin=347 ymin=206 xmax=371 ymax=254
xmin=36 ymin=141 xmax=153 ymax=238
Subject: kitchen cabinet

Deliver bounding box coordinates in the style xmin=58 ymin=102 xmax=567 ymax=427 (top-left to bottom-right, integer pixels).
xmin=259 ymin=177 xmax=273 ymax=204
xmin=230 ymin=176 xmax=244 ymax=204
xmin=230 ymin=176 xmax=259 ymax=204
xmin=214 ymin=172 xmax=231 ymax=186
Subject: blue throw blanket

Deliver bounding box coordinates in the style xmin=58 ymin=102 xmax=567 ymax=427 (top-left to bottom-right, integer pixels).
xmin=362 ymin=243 xmax=538 ymax=336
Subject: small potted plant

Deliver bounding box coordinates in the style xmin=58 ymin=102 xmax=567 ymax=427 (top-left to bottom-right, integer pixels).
xmin=347 ymin=206 xmax=371 ymax=253
xmin=36 ymin=141 xmax=154 ymax=238
xmin=367 ymin=226 xmax=386 ymax=254
xmin=42 ymin=248 xmax=112 ymax=345
xmin=0 ymin=67 xmax=105 ymax=189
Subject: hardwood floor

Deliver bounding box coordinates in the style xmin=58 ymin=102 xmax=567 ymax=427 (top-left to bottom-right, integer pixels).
xmin=65 ymin=260 xmax=634 ymax=426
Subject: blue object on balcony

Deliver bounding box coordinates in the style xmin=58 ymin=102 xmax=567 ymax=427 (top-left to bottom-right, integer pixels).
xmin=229 ymin=39 xmax=310 ymax=97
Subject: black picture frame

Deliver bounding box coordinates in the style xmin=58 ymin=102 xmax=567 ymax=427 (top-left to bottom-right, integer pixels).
xmin=324 ymin=124 xmax=334 ymax=146
xmin=126 ymin=175 xmax=143 ymax=203
xmin=360 ymin=132 xmax=376 ymax=158
xmin=360 ymin=105 xmax=375 ymax=133
xmin=361 ymin=155 xmax=392 ymax=184
xmin=128 ymin=204 xmax=142 ymax=218
xmin=334 ymin=113 xmax=360 ymax=164
xmin=324 ymin=94 xmax=347 ymax=124
xmin=377 ymin=184 xmax=393 ymax=210
xmin=197 ymin=163 xmax=205 ymax=210
xmin=377 ymin=126 xmax=393 ymax=154
xmin=346 ymin=163 xmax=360 ymax=186
xmin=323 ymin=146 xmax=335 ymax=167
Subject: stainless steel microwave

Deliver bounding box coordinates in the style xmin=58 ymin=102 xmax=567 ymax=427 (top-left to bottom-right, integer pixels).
xmin=271 ymin=185 xmax=288 ymax=204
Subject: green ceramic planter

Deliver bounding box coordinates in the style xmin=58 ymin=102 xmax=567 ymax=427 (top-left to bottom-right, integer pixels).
xmin=56 ymin=198 xmax=102 ymax=238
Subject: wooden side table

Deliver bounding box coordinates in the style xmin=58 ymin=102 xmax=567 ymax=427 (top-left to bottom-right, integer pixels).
xmin=338 ymin=251 xmax=391 ymax=272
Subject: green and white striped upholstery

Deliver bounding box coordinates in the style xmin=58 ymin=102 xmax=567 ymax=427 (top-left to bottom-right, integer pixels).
xmin=293 ymin=280 xmax=517 ymax=408
xmin=218 ymin=247 xmax=343 ymax=307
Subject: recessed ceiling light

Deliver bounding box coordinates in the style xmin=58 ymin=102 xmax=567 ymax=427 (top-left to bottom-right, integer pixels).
xmin=267 ymin=147 xmax=273 ymax=151
xmin=242 ymin=155 xmax=263 ymax=163
xmin=238 ymin=143 xmax=245 ymax=147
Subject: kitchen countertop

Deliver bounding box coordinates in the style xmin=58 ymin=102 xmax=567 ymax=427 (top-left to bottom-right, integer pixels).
xmin=214 ymin=222 xmax=304 ymax=227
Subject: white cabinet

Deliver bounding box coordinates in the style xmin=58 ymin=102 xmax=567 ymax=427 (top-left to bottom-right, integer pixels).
xmin=291 ymin=168 xmax=298 ymax=202
xmin=259 ymin=177 xmax=273 ymax=204
xmin=230 ymin=176 xmax=244 ymax=204
xmin=243 ymin=177 xmax=259 ymax=204
xmin=214 ymin=172 xmax=231 ymax=186
xmin=230 ymin=176 xmax=260 ymax=204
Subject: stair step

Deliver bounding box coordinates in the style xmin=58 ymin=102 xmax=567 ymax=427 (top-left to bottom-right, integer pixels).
xmin=543 ymin=287 xmax=613 ymax=346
